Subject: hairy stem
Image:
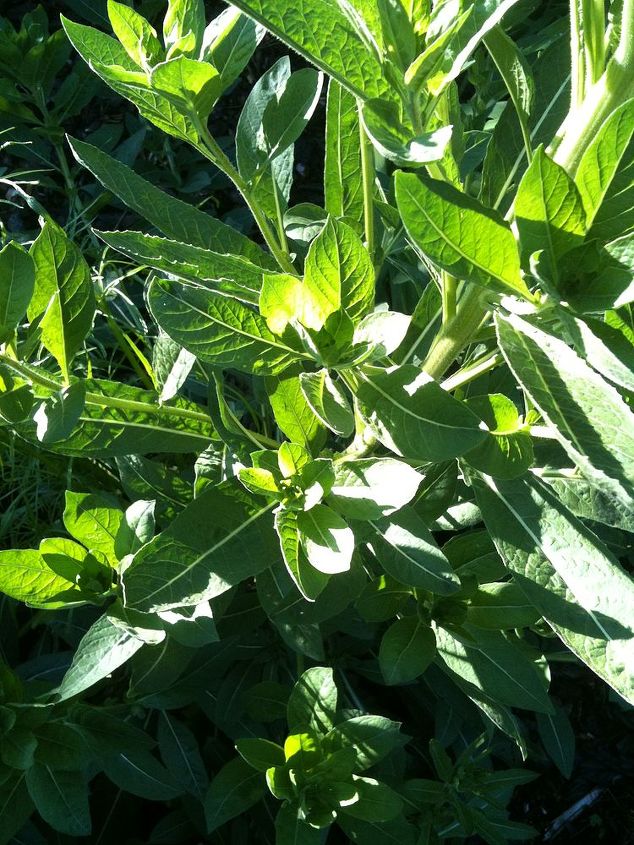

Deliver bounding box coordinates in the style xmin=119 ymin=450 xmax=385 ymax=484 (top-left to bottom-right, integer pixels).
xmin=358 ymin=104 xmax=376 ymax=263
xmin=422 ymin=286 xmax=489 ymax=380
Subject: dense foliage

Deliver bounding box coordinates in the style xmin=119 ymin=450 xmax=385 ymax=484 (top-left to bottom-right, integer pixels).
xmin=0 ymin=0 xmax=633 ymax=842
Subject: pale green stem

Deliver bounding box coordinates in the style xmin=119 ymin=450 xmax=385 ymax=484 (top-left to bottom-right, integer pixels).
xmin=441 ymin=273 xmax=457 ymax=326
xmin=358 ymin=103 xmax=376 ymax=262
xmin=441 ymin=351 xmax=503 ymax=392
xmin=582 ymin=0 xmax=606 ymax=85
xmin=422 ymin=286 xmax=489 ymax=380
xmin=570 ymin=0 xmax=586 ymax=109
xmin=271 ymin=176 xmax=290 ymax=259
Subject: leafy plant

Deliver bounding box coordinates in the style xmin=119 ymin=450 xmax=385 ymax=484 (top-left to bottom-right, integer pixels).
xmin=1 ymin=0 xmax=633 ymax=841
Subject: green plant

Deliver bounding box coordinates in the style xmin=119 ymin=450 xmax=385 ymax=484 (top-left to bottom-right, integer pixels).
xmin=0 ymin=0 xmax=633 ymax=842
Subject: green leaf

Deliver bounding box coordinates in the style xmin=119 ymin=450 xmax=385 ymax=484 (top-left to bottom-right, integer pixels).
xmin=568 ymin=314 xmax=634 ymax=393
xmin=56 ymin=614 xmax=145 ymax=701
xmin=473 ymin=472 xmax=634 ymax=705
xmin=463 ymin=393 xmax=533 ymax=479
xmin=536 ymin=705 xmax=575 ymax=779
xmin=0 ymin=548 xmax=79 ymax=608
xmin=543 ymin=473 xmax=634 ymax=532
xmin=337 ymin=814 xmax=418 ymax=845
xmin=496 ymin=311 xmax=634 ymax=507
xmin=259 ymin=271 xmax=336 ymax=334
xmin=28 ymin=221 xmax=95 ymax=381
xmin=149 ymin=279 xmax=303 ymax=376
xmin=324 ymin=715 xmax=405 ymax=770
xmin=261 ymin=67 xmax=323 ymax=163
xmin=163 ymin=0 xmax=205 ymax=57
xmin=353 ymin=310 xmax=411 ymax=359
xmin=355 ymin=365 xmax=485 ymax=461
xmin=123 ymin=482 xmax=277 ymax=612
xmin=63 ymin=491 xmax=123 ymax=561
xmin=297 ymin=504 xmax=355 ymax=574
xmin=466 ymin=582 xmax=541 ymax=629
xmin=107 ymin=0 xmax=161 ymax=68
xmin=305 ymin=217 xmax=375 ymax=326
xmin=361 ymin=99 xmax=453 ymax=166
xmin=236 ymin=738 xmax=285 ymax=772
xmin=287 ymin=666 xmax=337 ymax=733
xmin=158 ymin=712 xmax=208 ymax=798
xmin=328 ymin=457 xmax=422 ymax=520
xmin=0 ymin=242 xmax=35 ymax=343
xmin=227 ymin=0 xmax=392 ymax=101
xmin=275 ymin=803 xmax=321 ymax=845
xmin=324 ymin=80 xmax=364 ymax=232
xmin=204 ymin=757 xmax=265 ymax=833
xmin=203 ymin=8 xmax=264 ymax=89
xmin=575 ymin=98 xmax=634 ymax=235
xmin=514 ymin=146 xmax=586 ymax=282
xmin=368 ymin=507 xmax=460 ymax=595
xmin=395 ymin=172 xmax=530 ymax=298
xmin=104 ymin=750 xmax=182 ymax=800
xmin=275 ymin=509 xmax=329 ymax=601
xmin=97 ymin=230 xmax=266 ymax=306
xmin=299 ymin=369 xmax=355 ymax=436
xmin=483 ymin=25 xmax=534 ymax=147
xmin=33 ymin=382 xmax=86 ymax=445
xmin=435 ymin=625 xmax=553 ymax=713
xmin=33 ymin=722 xmax=90 ymax=771
xmin=68 ymin=137 xmax=274 ymax=267
xmin=0 ymin=774 xmax=33 ymax=844
xmin=379 ymin=617 xmax=437 ymax=685
xmin=266 ymin=372 xmax=326 ymax=452
xmin=150 ymin=56 xmax=221 ymax=120
xmin=26 ymin=766 xmax=91 ymax=837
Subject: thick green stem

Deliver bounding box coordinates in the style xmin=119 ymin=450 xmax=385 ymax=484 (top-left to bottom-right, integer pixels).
xmin=194 ymin=123 xmax=296 ymax=274
xmin=441 ymin=273 xmax=457 ymax=326
xmin=358 ymin=104 xmax=376 ymax=263
xmin=583 ymin=0 xmax=606 ymax=84
xmin=570 ymin=0 xmax=586 ymax=108
xmin=422 ymin=286 xmax=489 ymax=380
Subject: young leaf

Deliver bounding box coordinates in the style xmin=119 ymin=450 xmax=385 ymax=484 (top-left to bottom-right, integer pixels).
xmin=56 ymin=614 xmax=145 ymax=701
xmin=123 ymin=482 xmax=277 ymax=612
xmin=474 ymin=472 xmax=634 ymax=705
xmin=514 ymin=146 xmax=586 ymax=282
xmin=368 ymin=507 xmax=460 ymax=595
xmin=361 ymin=100 xmax=453 ymax=166
xmin=496 ymin=311 xmax=634 ymax=507
xmin=327 ymin=457 xmax=422 ymax=520
xmin=324 ymin=80 xmax=364 ymax=232
xmin=107 ymin=0 xmax=162 ymax=68
xmin=150 ymin=55 xmax=221 ymax=120
xmin=163 ymin=0 xmax=205 ymax=57
xmin=379 ymin=617 xmax=436 ymax=685
xmin=28 ymin=221 xmax=95 ymax=381
xmin=395 ymin=171 xmax=530 ymax=298
xmin=204 ymin=757 xmax=265 ymax=833
xmin=483 ymin=25 xmax=534 ymax=149
xmin=148 ymin=279 xmax=304 ymax=376
xmin=463 ymin=393 xmax=533 ymax=479
xmin=355 ymin=365 xmax=485 ymax=461
xmin=324 ymin=715 xmax=406 ymax=770
xmin=297 ymin=504 xmax=355 ymax=574
xmin=299 ymin=369 xmax=355 ymax=436
xmin=275 ymin=509 xmax=329 ymax=601
xmin=236 ymin=738 xmax=285 ymax=772
xmin=0 ymin=549 xmax=80 ymax=608
xmin=259 ymin=271 xmax=336 ymax=333
xmin=63 ymin=491 xmax=123 ymax=561
xmin=203 ymin=8 xmax=265 ymax=88
xmin=0 ymin=242 xmax=35 ymax=343
xmin=287 ymin=666 xmax=337 ymax=733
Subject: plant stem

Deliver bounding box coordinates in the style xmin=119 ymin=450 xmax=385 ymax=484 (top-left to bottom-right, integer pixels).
xmin=441 ymin=272 xmax=457 ymax=326
xmin=194 ymin=122 xmax=296 ymax=274
xmin=570 ymin=0 xmax=586 ymax=109
xmin=582 ymin=0 xmax=606 ymax=85
xmin=422 ymin=286 xmax=489 ymax=380
xmin=441 ymin=350 xmax=503 ymax=392
xmin=358 ymin=103 xmax=376 ymax=263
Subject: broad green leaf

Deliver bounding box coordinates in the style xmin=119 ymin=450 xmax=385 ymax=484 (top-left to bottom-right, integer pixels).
xmin=570 ymin=314 xmax=634 ymax=393
xmin=466 ymin=582 xmax=541 ymax=629
xmin=463 ymin=393 xmax=533 ymax=479
xmin=259 ymin=271 xmax=336 ymax=333
xmin=228 ymin=0 xmax=392 ymax=100
xmin=63 ymin=491 xmax=123 ymax=561
xmin=327 ymin=457 xmax=422 ymax=520
xmin=116 ymin=454 xmax=190 ymax=520
xmin=104 ymin=750 xmax=182 ymax=800
xmin=28 ymin=221 xmax=95 ymax=381
xmin=473 ymin=472 xmax=634 ymax=705
xmin=337 ymin=814 xmax=418 ymax=845
xmin=62 ymin=17 xmax=200 ymax=143
xmin=355 ymin=365 xmax=485 ymax=461
xmin=26 ymin=766 xmax=91 ymax=837
xmin=266 ymin=373 xmax=326 ymax=452
xmin=236 ymin=738 xmax=285 ymax=772
xmin=324 ymin=80 xmax=364 ymax=232
xmin=514 ymin=147 xmax=586 ymax=282
xmin=33 ymin=722 xmax=90 ymax=771
xmin=148 ymin=279 xmax=304 ymax=375
xmin=261 ymin=67 xmax=323 ymax=163
xmin=377 ymin=0 xmax=416 ymax=69
xmin=158 ymin=713 xmax=208 ymax=798
xmin=114 ymin=500 xmax=156 ymax=558
xmin=299 ymin=369 xmax=355 ymax=436
xmin=287 ymin=666 xmax=337 ymax=733
xmin=275 ymin=803 xmax=321 ymax=845
xmin=123 ymin=482 xmax=277 ymax=612
xmin=368 ymin=507 xmax=460 ymax=595
xmin=57 ymin=614 xmax=145 ymax=701
xmin=153 ymin=334 xmax=196 ymax=404
xmin=536 ymin=705 xmax=575 ymax=778
xmin=483 ymin=25 xmax=534 ymax=147
xmin=297 ymin=504 xmax=355 ymax=574
xmin=543 ymin=473 xmax=634 ymax=532
xmin=150 ymin=56 xmax=221 ymax=120
xmin=203 ymin=8 xmax=265 ymax=89
xmin=404 ymin=6 xmax=472 ymax=91
xmin=0 ymin=774 xmax=33 ymax=843
xmin=575 ymin=98 xmax=634 ymax=233
xmin=33 ymin=382 xmax=86 ymax=445
xmin=68 ymin=137 xmax=275 ymax=267
xmin=97 ymin=229 xmax=264 ymax=306
xmin=496 ymin=311 xmax=634 ymax=507
xmin=0 ymin=242 xmax=35 ymax=343
xmin=0 ymin=549 xmax=80 ymax=608
xmin=395 ymin=171 xmax=530 ymax=298
xmin=342 ymin=775 xmax=404 ymax=822
xmin=305 ymin=217 xmax=375 ymax=326
xmin=324 ymin=715 xmax=405 ymax=770
xmin=361 ymin=99 xmax=453 ymax=166
xmin=163 ymin=0 xmax=205 ymax=57
xmin=107 ymin=0 xmax=162 ymax=68
xmin=435 ymin=625 xmax=553 ymax=713
xmin=275 ymin=509 xmax=329 ymax=601
xmin=353 ymin=310 xmax=411 ymax=358
xmin=204 ymin=757 xmax=265 ymax=833
xmin=379 ymin=617 xmax=436 ymax=684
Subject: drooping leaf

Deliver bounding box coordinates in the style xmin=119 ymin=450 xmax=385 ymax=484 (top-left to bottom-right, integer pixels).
xmin=158 ymin=712 xmax=208 ymax=798
xmin=536 ymin=705 xmax=576 ymax=778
